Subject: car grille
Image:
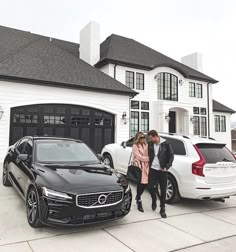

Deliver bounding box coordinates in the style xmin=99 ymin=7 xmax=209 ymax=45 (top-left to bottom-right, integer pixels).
xmin=76 ymin=190 xmax=124 ymax=208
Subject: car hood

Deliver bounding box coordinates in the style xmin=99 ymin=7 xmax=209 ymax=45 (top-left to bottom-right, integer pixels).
xmin=35 ymin=163 xmax=124 ymax=194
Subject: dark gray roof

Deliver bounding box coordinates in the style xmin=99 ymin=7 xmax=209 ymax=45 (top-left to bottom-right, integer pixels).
xmin=0 ymin=26 xmax=137 ymax=96
xmin=96 ymin=34 xmax=218 ymax=84
xmin=213 ymin=100 xmax=235 ymax=114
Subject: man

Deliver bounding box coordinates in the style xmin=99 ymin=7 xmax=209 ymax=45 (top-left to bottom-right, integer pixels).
xmin=147 ymin=130 xmax=174 ymax=218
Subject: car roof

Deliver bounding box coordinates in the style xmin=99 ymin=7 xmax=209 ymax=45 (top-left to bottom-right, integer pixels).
xmin=159 ymin=133 xmax=225 ymax=145
xmin=23 ymin=136 xmax=83 ymax=143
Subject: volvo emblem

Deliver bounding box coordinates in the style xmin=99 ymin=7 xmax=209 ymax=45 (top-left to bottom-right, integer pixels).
xmin=98 ymin=194 xmax=107 ymax=205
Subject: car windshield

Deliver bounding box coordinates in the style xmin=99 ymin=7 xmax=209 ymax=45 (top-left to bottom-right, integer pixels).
xmin=36 ymin=140 xmax=99 ymax=164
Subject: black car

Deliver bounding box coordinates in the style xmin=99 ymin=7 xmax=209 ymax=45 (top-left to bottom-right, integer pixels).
xmin=2 ymin=136 xmax=132 ymax=227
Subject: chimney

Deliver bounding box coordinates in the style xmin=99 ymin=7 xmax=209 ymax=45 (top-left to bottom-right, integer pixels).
xmin=181 ymin=52 xmax=203 ymax=72
xmin=79 ymin=21 xmax=100 ymax=65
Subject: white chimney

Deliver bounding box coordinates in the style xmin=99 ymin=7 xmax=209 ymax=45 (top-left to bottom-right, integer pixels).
xmin=79 ymin=21 xmax=100 ymax=65
xmin=181 ymin=52 xmax=203 ymax=72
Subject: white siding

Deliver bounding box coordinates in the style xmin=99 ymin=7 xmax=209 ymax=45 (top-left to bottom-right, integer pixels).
xmin=100 ymin=64 xmax=213 ymax=136
xmin=0 ymin=80 xmax=130 ymax=161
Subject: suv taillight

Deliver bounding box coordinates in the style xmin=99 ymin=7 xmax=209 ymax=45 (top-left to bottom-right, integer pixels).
xmin=192 ymin=145 xmax=205 ymax=177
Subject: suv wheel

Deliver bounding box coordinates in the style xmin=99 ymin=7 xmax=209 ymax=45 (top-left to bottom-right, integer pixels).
xmin=157 ymin=174 xmax=181 ymax=204
xmin=26 ymin=187 xmax=42 ymax=228
xmin=2 ymin=162 xmax=11 ymax=186
xmin=103 ymin=154 xmax=114 ymax=168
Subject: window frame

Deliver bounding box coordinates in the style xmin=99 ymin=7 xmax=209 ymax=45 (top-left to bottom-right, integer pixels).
xmin=136 ymin=72 xmax=144 ymax=90
xmin=125 ymin=71 xmax=135 ymax=89
xmin=157 ymin=72 xmax=178 ymax=101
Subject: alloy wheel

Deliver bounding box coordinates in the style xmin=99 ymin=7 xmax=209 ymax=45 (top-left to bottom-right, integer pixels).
xmin=27 ymin=190 xmax=38 ymax=224
xmin=2 ymin=163 xmax=7 ymax=184
xmin=166 ymin=179 xmax=174 ymax=200
xmin=103 ymin=157 xmax=111 ymax=166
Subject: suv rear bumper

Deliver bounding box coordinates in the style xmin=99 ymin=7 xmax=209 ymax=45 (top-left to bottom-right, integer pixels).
xmin=184 ymin=183 xmax=236 ymax=200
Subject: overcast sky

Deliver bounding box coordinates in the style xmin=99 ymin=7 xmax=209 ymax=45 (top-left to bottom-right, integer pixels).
xmin=1 ymin=0 xmax=236 ymax=120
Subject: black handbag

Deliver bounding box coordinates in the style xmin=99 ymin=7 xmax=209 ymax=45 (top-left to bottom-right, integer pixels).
xmin=127 ymin=164 xmax=142 ymax=183
xmin=126 ymin=153 xmax=142 ymax=183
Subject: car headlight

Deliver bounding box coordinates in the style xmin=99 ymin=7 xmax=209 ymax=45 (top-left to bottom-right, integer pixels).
xmin=125 ymin=184 xmax=131 ymax=194
xmin=42 ymin=187 xmax=72 ymax=200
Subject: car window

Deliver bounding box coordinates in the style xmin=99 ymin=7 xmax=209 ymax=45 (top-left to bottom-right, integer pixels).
xmin=126 ymin=137 xmax=134 ymax=147
xmin=196 ymin=144 xmax=235 ymax=163
xmin=16 ymin=138 xmax=28 ymax=153
xmin=22 ymin=140 xmax=33 ymax=156
xmin=161 ymin=137 xmax=186 ymax=155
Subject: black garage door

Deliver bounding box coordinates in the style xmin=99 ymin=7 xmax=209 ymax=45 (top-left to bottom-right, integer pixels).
xmin=10 ymin=104 xmax=114 ymax=153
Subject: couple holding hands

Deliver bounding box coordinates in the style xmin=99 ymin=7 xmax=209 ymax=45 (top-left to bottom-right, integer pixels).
xmin=131 ymin=130 xmax=174 ymax=218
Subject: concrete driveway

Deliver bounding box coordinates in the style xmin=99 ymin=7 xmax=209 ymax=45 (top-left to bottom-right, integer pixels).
xmin=1 ymin=163 xmax=236 ymax=252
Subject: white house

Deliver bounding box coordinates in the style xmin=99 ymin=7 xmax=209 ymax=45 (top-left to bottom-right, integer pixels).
xmin=0 ymin=22 xmax=234 ymax=161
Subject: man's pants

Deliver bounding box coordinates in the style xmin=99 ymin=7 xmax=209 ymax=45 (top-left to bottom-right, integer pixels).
xmin=148 ymin=168 xmax=168 ymax=208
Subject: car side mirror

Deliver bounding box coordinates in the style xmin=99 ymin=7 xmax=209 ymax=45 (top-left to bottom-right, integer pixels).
xmin=121 ymin=141 xmax=126 ymax=148
xmin=17 ymin=154 xmax=28 ymax=162
xmin=97 ymin=154 xmax=104 ymax=162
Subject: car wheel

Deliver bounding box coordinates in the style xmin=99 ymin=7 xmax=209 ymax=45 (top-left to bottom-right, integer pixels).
xmin=103 ymin=154 xmax=114 ymax=168
xmin=157 ymin=174 xmax=181 ymax=204
xmin=2 ymin=162 xmax=11 ymax=186
xmin=26 ymin=187 xmax=42 ymax=228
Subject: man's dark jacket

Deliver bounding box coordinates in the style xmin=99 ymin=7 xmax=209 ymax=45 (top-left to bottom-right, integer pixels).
xmin=148 ymin=138 xmax=174 ymax=170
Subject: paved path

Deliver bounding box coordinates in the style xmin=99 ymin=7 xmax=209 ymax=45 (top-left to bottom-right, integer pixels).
xmin=1 ymin=163 xmax=236 ymax=252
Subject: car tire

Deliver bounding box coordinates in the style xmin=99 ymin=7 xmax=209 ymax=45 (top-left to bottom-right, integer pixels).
xmin=26 ymin=187 xmax=42 ymax=228
xmin=157 ymin=174 xmax=181 ymax=204
xmin=2 ymin=162 xmax=12 ymax=187
xmin=103 ymin=154 xmax=114 ymax=168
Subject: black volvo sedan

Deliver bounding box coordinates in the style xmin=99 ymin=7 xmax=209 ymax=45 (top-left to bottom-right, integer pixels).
xmin=2 ymin=136 xmax=132 ymax=227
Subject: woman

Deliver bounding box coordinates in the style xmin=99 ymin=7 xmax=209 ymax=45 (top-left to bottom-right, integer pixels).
xmin=132 ymin=132 xmax=149 ymax=212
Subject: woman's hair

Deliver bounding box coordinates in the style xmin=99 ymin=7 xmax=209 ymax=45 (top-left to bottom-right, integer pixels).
xmin=133 ymin=132 xmax=146 ymax=145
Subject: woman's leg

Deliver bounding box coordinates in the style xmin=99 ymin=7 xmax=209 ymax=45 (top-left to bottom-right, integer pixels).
xmin=136 ymin=183 xmax=146 ymax=212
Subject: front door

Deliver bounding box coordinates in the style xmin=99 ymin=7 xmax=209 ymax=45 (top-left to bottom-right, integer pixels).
xmin=169 ymin=111 xmax=176 ymax=133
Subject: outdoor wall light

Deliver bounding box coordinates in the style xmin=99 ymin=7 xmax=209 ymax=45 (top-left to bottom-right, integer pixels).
xmin=165 ymin=115 xmax=170 ymax=121
xmin=179 ymin=79 xmax=184 ymax=85
xmin=122 ymin=112 xmax=127 ymax=124
xmin=0 ymin=107 xmax=4 ymax=120
xmin=190 ymin=116 xmax=195 ymax=122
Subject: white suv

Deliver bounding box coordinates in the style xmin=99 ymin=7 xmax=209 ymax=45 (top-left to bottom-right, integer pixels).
xmin=101 ymin=133 xmax=236 ymax=204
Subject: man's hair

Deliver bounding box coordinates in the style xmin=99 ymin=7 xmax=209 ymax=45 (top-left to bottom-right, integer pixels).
xmin=147 ymin=130 xmax=159 ymax=137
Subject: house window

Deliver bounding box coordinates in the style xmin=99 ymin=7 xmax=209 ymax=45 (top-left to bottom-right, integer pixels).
xmin=136 ymin=73 xmax=144 ymax=90
xmin=221 ymin=116 xmax=226 ymax=132
xmin=141 ymin=101 xmax=149 ymax=110
xmin=130 ymin=101 xmax=149 ymax=136
xmin=130 ymin=111 xmax=139 ymax=137
xmin=193 ymin=107 xmax=199 ymax=114
xmin=193 ymin=116 xmax=200 ymax=135
xmin=196 ymin=84 xmax=203 ymax=98
xmin=201 ymin=117 xmax=207 ymax=137
xmin=189 ymin=82 xmax=195 ymax=97
xmin=131 ymin=101 xmax=139 ymax=109
xmin=157 ymin=73 xmax=178 ymax=101
xmin=200 ymin=108 xmax=206 ymax=115
xmin=193 ymin=107 xmax=207 ymax=136
xmin=215 ymin=115 xmax=226 ymax=132
xmin=125 ymin=71 xmax=134 ymax=89
xmin=189 ymin=82 xmax=203 ymax=98
xmin=141 ymin=112 xmax=149 ymax=132
xmin=215 ymin=115 xmax=220 ymax=132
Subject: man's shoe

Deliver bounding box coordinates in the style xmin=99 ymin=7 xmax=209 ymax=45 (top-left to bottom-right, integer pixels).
xmin=152 ymin=201 xmax=157 ymax=211
xmin=137 ymin=200 xmax=144 ymax=212
xmin=160 ymin=208 xmax=167 ymax=218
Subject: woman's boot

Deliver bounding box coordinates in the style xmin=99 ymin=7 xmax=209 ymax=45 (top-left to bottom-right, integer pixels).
xmin=137 ymin=200 xmax=144 ymax=212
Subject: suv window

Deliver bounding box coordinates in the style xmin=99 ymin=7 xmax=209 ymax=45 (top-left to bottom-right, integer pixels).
xmin=197 ymin=144 xmax=235 ymax=163
xmin=126 ymin=137 xmax=134 ymax=147
xmin=162 ymin=137 xmax=186 ymax=155
xmin=16 ymin=138 xmax=28 ymax=153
